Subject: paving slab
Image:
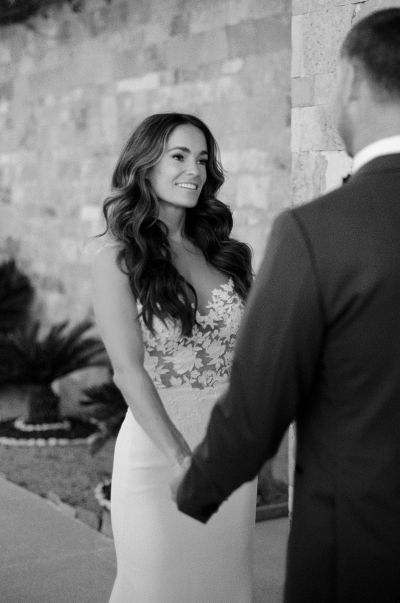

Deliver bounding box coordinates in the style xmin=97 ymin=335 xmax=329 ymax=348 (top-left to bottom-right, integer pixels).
xmin=0 ymin=475 xmax=288 ymax=602
xmin=0 ymin=477 xmax=115 ymax=603
xmin=254 ymin=517 xmax=288 ymax=602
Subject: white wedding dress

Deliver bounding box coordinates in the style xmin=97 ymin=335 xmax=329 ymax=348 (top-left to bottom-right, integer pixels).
xmin=109 ymin=279 xmax=257 ymax=603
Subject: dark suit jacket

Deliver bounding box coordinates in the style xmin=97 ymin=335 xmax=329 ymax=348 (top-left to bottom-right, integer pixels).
xmin=177 ymin=154 xmax=400 ymax=603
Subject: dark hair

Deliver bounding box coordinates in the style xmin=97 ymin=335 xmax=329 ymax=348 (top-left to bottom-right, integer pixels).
xmin=341 ymin=8 xmax=400 ymax=99
xmin=101 ymin=112 xmax=253 ymax=335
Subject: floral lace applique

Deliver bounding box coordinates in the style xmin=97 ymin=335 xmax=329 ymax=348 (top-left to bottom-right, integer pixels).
xmin=137 ymin=279 xmax=244 ymax=390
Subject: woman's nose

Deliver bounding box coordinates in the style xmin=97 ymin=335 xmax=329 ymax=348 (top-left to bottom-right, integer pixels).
xmin=185 ymin=159 xmax=200 ymax=176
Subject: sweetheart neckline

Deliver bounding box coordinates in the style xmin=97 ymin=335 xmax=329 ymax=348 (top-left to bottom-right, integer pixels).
xmin=137 ymin=278 xmax=237 ymax=322
xmin=194 ymin=278 xmax=234 ymax=318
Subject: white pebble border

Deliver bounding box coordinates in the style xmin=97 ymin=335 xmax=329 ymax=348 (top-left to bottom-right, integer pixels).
xmin=94 ymin=479 xmax=111 ymax=511
xmin=0 ymin=431 xmax=102 ymax=447
xmin=0 ymin=417 xmax=104 ymax=447
xmin=14 ymin=417 xmax=72 ymax=432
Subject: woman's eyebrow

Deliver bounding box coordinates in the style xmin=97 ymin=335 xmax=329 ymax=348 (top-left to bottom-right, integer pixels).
xmin=167 ymin=146 xmax=208 ymax=156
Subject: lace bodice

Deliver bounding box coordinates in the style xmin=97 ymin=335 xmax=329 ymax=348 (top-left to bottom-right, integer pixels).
xmin=138 ymin=279 xmax=244 ymax=390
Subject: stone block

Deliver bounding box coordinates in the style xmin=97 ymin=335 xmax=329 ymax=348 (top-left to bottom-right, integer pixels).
xmin=235 ymin=174 xmax=271 ymax=209
xmin=291 ymin=151 xmax=319 ymax=206
xmin=355 ymin=0 xmax=397 ymax=23
xmin=116 ymin=72 xmax=161 ymax=93
xmin=81 ymin=2 xmax=129 ymax=37
xmin=231 ymin=209 xmax=274 ymax=267
xmin=291 ymin=15 xmax=305 ymax=77
xmin=222 ymin=148 xmax=271 ymax=174
xmin=227 ymin=15 xmax=289 ymax=58
xmin=242 ymin=49 xmax=290 ymax=98
xmin=81 ymin=204 xmax=101 ymax=223
xmin=115 ymin=44 xmax=166 ymax=80
xmin=214 ymin=75 xmax=248 ymax=102
xmin=226 ymin=19 xmax=258 ymax=57
xmin=249 ymin=0 xmax=291 ymax=18
xmin=99 ymin=95 xmax=119 ymax=146
xmin=189 ymin=0 xmax=249 ymax=34
xmin=292 ymin=105 xmax=343 ymax=152
xmin=254 ymin=15 xmax=291 ymax=54
xmin=0 ymin=63 xmax=13 ymax=83
xmin=69 ymin=41 xmax=114 ymax=87
xmin=292 ymin=0 xmax=310 ymax=15
xmin=21 ymin=162 xmax=37 ymax=181
xmin=221 ymin=58 xmax=244 ymax=75
xmin=162 ymin=35 xmax=191 ymax=69
xmin=302 ymin=6 xmax=353 ymax=75
xmin=60 ymin=238 xmax=81 ymax=263
xmin=292 ymin=76 xmax=314 ymax=107
xmin=310 ymin=0 xmax=346 ymax=9
xmin=291 ymin=149 xmax=347 ymax=205
xmin=126 ymin=0 xmax=151 ymax=24
xmin=143 ymin=21 xmax=172 ymax=46
xmin=0 ymin=80 xmax=12 ymax=102
xmin=169 ymin=13 xmax=190 ymax=37
xmin=29 ymin=68 xmax=63 ymax=98
xmin=0 ymin=44 xmax=11 ymax=64
xmin=314 ymin=71 xmax=338 ymax=105
xmin=320 ymin=150 xmax=352 ymax=193
xmin=196 ymin=28 xmax=231 ymax=65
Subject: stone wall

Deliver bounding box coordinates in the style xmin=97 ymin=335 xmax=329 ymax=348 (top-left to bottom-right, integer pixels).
xmin=0 ymin=0 xmax=291 ymax=323
xmin=291 ymin=0 xmax=400 ymax=207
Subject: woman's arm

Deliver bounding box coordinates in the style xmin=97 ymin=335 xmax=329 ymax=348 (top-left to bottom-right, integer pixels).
xmin=91 ymin=244 xmax=191 ymax=466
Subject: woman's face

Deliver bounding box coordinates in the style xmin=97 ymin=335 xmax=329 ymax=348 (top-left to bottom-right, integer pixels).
xmin=148 ymin=124 xmax=208 ymax=210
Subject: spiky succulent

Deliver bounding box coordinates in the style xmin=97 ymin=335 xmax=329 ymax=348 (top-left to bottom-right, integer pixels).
xmin=0 ymin=319 xmax=109 ymax=386
xmin=0 ymin=259 xmax=34 ymax=334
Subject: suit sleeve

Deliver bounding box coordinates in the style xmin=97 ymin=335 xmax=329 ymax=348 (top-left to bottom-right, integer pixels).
xmin=176 ymin=209 xmax=325 ymax=522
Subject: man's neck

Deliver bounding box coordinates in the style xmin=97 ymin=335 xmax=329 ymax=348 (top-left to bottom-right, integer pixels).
xmin=352 ymin=135 xmax=400 ymax=173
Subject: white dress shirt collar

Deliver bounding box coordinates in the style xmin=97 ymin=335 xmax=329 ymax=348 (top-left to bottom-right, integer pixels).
xmin=353 ymin=135 xmax=400 ymax=173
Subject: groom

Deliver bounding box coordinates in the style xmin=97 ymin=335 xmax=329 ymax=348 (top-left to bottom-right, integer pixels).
xmin=174 ymin=9 xmax=400 ymax=603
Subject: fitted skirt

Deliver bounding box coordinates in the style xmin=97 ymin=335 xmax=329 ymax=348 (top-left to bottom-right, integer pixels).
xmin=109 ymin=383 xmax=257 ymax=603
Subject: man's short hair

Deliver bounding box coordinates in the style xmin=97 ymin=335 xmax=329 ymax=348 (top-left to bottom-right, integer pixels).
xmin=341 ymin=8 xmax=400 ymax=99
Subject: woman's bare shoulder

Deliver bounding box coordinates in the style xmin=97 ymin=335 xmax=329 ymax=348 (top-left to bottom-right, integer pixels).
xmin=84 ymin=236 xmax=123 ymax=264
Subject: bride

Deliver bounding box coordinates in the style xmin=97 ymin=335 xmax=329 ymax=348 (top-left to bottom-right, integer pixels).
xmin=91 ymin=112 xmax=257 ymax=602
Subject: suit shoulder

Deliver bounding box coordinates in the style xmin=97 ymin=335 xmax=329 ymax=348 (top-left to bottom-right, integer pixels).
xmin=293 ymin=187 xmax=346 ymax=216
xmin=289 ymin=184 xmax=361 ymax=229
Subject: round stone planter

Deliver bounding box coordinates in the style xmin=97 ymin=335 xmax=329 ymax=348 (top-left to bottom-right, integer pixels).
xmin=0 ymin=415 xmax=103 ymax=446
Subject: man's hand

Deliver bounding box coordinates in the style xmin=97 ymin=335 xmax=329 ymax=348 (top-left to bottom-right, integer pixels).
xmin=170 ymin=456 xmax=191 ymax=502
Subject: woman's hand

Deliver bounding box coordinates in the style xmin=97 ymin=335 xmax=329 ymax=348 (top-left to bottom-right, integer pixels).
xmin=170 ymin=455 xmax=191 ymax=502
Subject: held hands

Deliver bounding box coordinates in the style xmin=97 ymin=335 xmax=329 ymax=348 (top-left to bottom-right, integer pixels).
xmin=170 ymin=455 xmax=192 ymax=503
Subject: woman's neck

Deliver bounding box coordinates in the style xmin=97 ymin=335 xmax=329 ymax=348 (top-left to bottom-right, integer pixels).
xmin=158 ymin=204 xmax=186 ymax=242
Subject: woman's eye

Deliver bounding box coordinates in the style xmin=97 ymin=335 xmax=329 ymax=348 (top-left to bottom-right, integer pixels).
xmin=198 ymin=158 xmax=208 ymax=165
xmin=172 ymin=153 xmax=184 ymax=161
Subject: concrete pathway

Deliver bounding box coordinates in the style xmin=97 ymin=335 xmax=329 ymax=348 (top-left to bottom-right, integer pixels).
xmin=0 ymin=476 xmax=288 ymax=602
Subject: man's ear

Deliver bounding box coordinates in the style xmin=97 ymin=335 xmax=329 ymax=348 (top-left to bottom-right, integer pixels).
xmin=346 ymin=58 xmax=366 ymax=103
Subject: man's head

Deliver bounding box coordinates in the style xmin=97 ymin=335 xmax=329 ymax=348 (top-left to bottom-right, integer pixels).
xmin=335 ymin=8 xmax=400 ymax=157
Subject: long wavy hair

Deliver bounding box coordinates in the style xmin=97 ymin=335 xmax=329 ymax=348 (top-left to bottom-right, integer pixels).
xmin=101 ymin=112 xmax=252 ymax=335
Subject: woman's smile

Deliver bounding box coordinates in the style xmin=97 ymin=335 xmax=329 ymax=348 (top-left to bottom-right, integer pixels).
xmin=148 ymin=123 xmax=208 ymax=209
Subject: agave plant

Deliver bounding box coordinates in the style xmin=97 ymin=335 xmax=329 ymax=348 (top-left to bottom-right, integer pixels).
xmin=80 ymin=381 xmax=127 ymax=453
xmin=0 ymin=259 xmax=34 ymax=334
xmin=0 ymin=319 xmax=109 ymax=425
